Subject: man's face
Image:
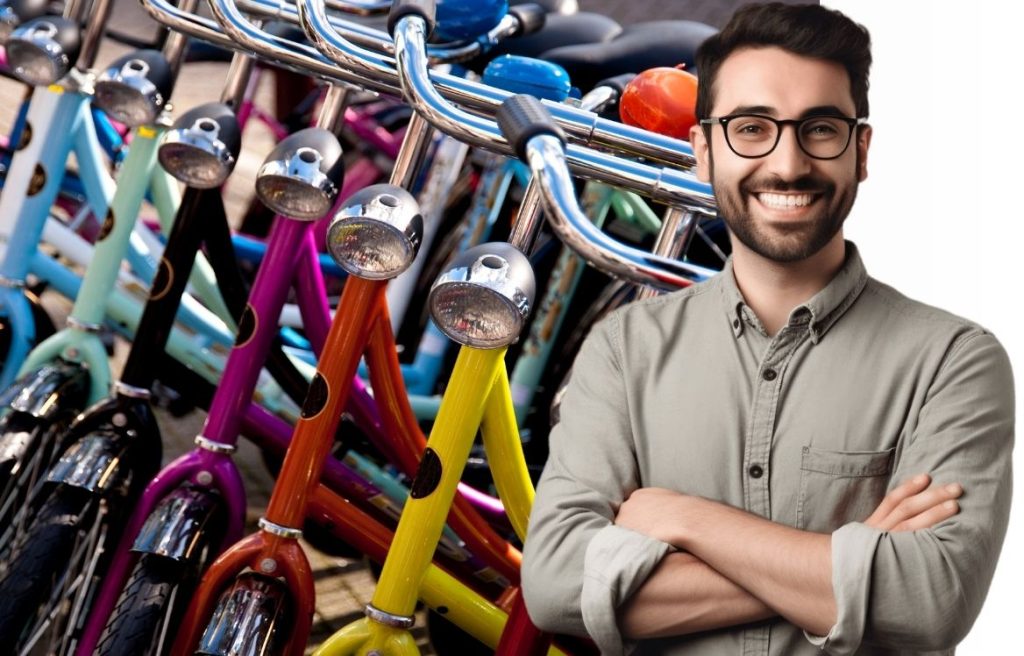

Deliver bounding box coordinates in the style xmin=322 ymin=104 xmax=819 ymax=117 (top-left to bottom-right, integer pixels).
xmin=690 ymin=47 xmax=872 ymax=263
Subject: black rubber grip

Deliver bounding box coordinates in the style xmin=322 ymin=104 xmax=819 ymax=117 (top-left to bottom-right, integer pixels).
xmin=388 ymin=0 xmax=436 ymax=39
xmin=509 ymin=3 xmax=546 ymax=37
xmin=496 ymin=94 xmax=567 ymax=162
xmin=594 ymin=73 xmax=637 ymax=96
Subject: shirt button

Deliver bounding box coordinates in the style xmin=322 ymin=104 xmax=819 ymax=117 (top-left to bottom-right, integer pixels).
xmin=762 ymin=368 xmax=777 ymax=381
xmin=749 ymin=464 xmax=764 ymax=478
xmin=733 ymin=319 xmax=740 ymax=329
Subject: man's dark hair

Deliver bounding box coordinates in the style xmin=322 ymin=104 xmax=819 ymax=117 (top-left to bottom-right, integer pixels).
xmin=695 ymin=3 xmax=872 ymax=120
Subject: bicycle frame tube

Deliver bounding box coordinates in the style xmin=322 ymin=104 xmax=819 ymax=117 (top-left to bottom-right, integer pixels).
xmin=17 ymin=125 xmax=164 ymax=403
xmin=0 ymin=87 xmax=107 ymax=385
xmin=308 ymin=487 xmax=568 ymax=656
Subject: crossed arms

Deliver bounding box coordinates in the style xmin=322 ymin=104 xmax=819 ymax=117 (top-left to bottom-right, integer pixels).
xmin=521 ymin=317 xmax=1014 ymax=655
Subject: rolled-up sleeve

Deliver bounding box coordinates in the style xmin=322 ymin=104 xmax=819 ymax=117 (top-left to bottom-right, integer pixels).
xmin=811 ymin=331 xmax=1014 ymax=654
xmin=522 ymin=313 xmax=672 ymax=655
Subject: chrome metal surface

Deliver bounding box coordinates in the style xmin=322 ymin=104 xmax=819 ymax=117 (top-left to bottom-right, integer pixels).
xmin=327 ymin=184 xmax=423 ymax=280
xmin=195 ymin=435 xmax=236 ymax=454
xmin=636 ymin=206 xmax=700 ymax=301
xmin=364 ymin=603 xmax=415 ymax=629
xmin=429 ymin=243 xmax=535 ymax=348
xmin=46 ymin=432 xmax=122 ymax=492
xmin=508 ymin=178 xmax=544 ymax=255
xmin=159 ymin=116 xmax=236 ymax=187
xmin=196 ymin=574 xmax=288 ymax=655
xmin=578 ymin=85 xmax=617 ymax=114
xmin=66 ymin=316 xmax=104 ymax=333
xmin=113 ymin=380 xmax=152 ymax=399
xmin=8 ymin=361 xmax=88 ymax=419
xmin=95 ymin=57 xmax=163 ymax=127
xmin=77 ymin=0 xmax=115 ymax=70
xmin=163 ymin=0 xmax=200 ymax=76
xmin=527 ymin=135 xmax=717 ymax=291
xmin=0 ymin=274 xmax=25 ymax=289
xmin=132 ymin=486 xmax=219 ymax=560
xmin=258 ymin=517 xmax=303 ymax=539
xmin=317 ymin=83 xmax=350 ymax=134
xmin=7 ymin=21 xmax=70 ymax=86
xmin=389 ymin=110 xmax=433 ymax=190
xmin=221 ymin=50 xmax=257 ymax=108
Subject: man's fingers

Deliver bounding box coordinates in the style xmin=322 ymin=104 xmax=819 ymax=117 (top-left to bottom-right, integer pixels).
xmin=892 ymin=499 xmax=960 ymax=532
xmin=865 ymin=474 xmax=930 ymax=526
xmin=885 ymin=482 xmax=963 ymax=527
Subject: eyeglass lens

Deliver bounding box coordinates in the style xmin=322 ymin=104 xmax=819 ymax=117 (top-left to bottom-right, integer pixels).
xmin=725 ymin=116 xmax=853 ymax=159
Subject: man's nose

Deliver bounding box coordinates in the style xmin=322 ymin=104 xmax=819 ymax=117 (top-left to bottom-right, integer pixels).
xmin=765 ymin=125 xmax=813 ymax=180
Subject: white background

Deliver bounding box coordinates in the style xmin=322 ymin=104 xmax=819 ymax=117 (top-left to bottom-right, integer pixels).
xmin=824 ymin=1 xmax=1022 ymax=652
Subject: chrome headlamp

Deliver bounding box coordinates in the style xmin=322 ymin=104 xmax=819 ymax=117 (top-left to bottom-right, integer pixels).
xmin=0 ymin=0 xmax=47 ymax=45
xmin=94 ymin=50 xmax=173 ymax=127
xmin=255 ymin=128 xmax=343 ymax=220
xmin=158 ymin=102 xmax=240 ymax=188
xmin=428 ymin=242 xmax=536 ymax=349
xmin=6 ymin=16 xmax=81 ymax=86
xmin=326 ymin=184 xmax=423 ymax=280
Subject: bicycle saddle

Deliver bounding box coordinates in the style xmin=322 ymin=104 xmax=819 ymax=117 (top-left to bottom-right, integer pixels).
xmin=465 ymin=12 xmax=621 ymax=73
xmin=540 ymin=20 xmax=716 ymax=93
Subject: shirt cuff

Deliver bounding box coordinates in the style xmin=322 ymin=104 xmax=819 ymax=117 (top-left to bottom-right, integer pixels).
xmin=581 ymin=523 xmax=674 ymax=656
xmin=804 ymin=522 xmax=883 ymax=655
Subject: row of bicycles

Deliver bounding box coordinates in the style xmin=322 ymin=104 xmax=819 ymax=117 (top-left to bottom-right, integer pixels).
xmin=0 ymin=0 xmax=726 ymax=653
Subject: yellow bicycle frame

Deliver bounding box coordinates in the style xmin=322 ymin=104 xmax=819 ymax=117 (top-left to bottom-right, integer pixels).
xmin=315 ymin=346 xmax=558 ymax=655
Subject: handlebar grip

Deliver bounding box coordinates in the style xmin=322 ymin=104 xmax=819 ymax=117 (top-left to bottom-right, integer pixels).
xmin=387 ymin=0 xmax=436 ymax=39
xmin=496 ymin=94 xmax=567 ymax=162
xmin=594 ymin=73 xmax=637 ymax=96
xmin=508 ymin=3 xmax=546 ymax=37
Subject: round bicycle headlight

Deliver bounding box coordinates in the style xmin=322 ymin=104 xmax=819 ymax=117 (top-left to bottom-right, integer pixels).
xmin=255 ymin=128 xmax=343 ymax=220
xmin=428 ymin=243 xmax=535 ymax=349
xmin=326 ymin=184 xmax=423 ymax=280
xmin=158 ymin=102 xmax=239 ymax=188
xmin=94 ymin=50 xmax=172 ymax=127
xmin=6 ymin=17 xmax=80 ymax=87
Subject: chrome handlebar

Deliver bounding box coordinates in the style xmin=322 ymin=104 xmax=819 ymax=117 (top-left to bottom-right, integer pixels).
xmin=141 ymin=0 xmax=699 ymax=168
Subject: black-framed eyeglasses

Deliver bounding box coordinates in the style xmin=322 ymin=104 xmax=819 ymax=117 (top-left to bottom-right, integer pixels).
xmin=700 ymin=114 xmax=868 ymax=160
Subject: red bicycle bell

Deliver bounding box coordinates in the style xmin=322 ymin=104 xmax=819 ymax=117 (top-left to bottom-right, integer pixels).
xmin=620 ymin=65 xmax=699 ymax=140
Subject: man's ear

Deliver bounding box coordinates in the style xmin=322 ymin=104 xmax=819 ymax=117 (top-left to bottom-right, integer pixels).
xmin=690 ymin=123 xmax=711 ymax=183
xmin=856 ymin=124 xmax=873 ymax=182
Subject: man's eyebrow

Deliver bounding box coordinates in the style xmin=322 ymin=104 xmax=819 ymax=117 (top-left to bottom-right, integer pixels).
xmin=800 ymin=105 xmax=855 ymax=118
xmin=727 ymin=105 xmax=776 ymax=116
xmin=723 ymin=105 xmax=856 ymax=118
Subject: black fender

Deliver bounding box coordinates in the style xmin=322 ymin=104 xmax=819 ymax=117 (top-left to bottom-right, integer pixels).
xmin=0 ymin=359 xmax=89 ymax=420
xmin=47 ymin=396 xmax=162 ymax=493
xmin=132 ymin=485 xmax=221 ymax=562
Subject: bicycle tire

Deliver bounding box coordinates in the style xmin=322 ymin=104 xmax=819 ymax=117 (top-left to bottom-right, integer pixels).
xmin=95 ymin=554 xmax=191 ymax=656
xmin=0 ymin=413 xmax=78 ymax=569
xmin=0 ymin=485 xmax=98 ymax=648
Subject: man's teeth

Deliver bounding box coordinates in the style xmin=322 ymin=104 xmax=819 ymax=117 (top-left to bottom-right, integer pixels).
xmin=757 ymin=193 xmax=814 ymax=209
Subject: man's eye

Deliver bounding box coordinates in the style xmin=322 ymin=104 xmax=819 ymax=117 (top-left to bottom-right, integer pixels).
xmin=803 ymin=121 xmax=841 ymax=139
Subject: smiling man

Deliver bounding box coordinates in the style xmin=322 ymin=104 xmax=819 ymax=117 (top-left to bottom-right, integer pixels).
xmin=521 ymin=3 xmax=1014 ymax=655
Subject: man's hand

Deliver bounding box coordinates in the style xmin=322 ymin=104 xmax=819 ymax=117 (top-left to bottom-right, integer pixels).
xmin=864 ymin=473 xmax=962 ymax=532
xmin=615 ymin=487 xmax=690 ymax=545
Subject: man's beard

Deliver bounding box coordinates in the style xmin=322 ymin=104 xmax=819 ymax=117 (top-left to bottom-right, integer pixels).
xmin=711 ymin=166 xmax=858 ymax=263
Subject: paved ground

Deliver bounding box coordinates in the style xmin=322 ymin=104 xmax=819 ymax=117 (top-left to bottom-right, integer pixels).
xmin=0 ymin=0 xmax=803 ymax=652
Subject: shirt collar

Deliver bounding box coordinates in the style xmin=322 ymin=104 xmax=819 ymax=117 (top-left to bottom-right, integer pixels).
xmin=716 ymin=241 xmax=869 ymax=344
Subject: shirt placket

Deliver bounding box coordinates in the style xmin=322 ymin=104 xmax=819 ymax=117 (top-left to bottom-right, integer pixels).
xmin=741 ymin=323 xmax=808 ymax=656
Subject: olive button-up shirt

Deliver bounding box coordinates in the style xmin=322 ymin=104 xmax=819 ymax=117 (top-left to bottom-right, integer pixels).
xmin=521 ymin=242 xmax=1014 ymax=655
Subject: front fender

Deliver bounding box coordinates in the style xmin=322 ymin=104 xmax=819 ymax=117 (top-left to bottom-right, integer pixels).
xmin=45 ymin=430 xmax=126 ymax=492
xmin=132 ymin=485 xmax=221 ymax=561
xmin=0 ymin=359 xmax=88 ymax=419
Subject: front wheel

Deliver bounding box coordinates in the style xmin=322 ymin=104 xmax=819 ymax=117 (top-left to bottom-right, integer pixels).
xmin=95 ymin=554 xmax=193 ymax=656
xmin=0 ymin=485 xmax=103 ymax=652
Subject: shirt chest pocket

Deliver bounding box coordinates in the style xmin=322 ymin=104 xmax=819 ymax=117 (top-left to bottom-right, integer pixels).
xmin=796 ymin=446 xmax=895 ymax=533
